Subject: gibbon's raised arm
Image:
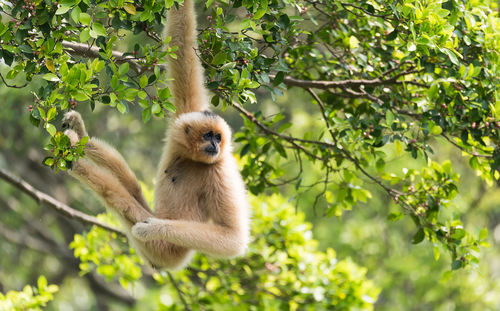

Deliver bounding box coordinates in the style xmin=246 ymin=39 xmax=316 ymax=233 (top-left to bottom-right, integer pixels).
xmin=166 ymin=0 xmax=209 ymax=115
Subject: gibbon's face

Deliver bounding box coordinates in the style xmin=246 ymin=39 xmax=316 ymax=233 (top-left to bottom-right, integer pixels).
xmin=173 ymin=111 xmax=231 ymax=164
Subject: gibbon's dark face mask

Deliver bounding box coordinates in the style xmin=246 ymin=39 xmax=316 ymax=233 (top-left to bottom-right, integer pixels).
xmin=202 ymin=130 xmax=222 ymax=156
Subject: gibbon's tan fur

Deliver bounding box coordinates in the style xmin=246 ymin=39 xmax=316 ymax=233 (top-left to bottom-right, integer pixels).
xmin=63 ymin=0 xmax=249 ymax=270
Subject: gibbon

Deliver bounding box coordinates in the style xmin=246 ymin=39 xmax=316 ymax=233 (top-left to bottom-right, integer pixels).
xmin=62 ymin=0 xmax=250 ymax=269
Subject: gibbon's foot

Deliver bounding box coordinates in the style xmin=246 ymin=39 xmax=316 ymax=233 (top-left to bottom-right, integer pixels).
xmin=64 ymin=129 xmax=79 ymax=146
xmin=131 ymin=218 xmax=166 ymax=241
xmin=62 ymin=111 xmax=88 ymax=138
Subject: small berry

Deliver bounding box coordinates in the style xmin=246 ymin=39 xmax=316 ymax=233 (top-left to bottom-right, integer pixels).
xmin=471 ymin=122 xmax=477 ymax=129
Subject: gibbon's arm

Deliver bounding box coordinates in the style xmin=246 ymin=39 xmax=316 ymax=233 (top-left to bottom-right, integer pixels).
xmin=85 ymin=138 xmax=150 ymax=211
xmin=132 ymin=218 xmax=246 ymax=257
xmin=166 ymin=0 xmax=209 ymax=115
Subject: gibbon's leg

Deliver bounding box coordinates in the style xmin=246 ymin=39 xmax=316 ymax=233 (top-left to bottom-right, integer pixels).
xmin=62 ymin=111 xmax=151 ymax=211
xmin=65 ymin=129 xmax=153 ymax=225
xmin=61 ymin=110 xmax=88 ymax=137
xmin=166 ymin=0 xmax=209 ymax=114
xmin=132 ymin=218 xmax=245 ymax=258
xmin=85 ymin=138 xmax=151 ymax=211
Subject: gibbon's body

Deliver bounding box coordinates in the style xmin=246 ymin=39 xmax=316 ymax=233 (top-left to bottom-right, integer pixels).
xmin=63 ymin=0 xmax=249 ymax=269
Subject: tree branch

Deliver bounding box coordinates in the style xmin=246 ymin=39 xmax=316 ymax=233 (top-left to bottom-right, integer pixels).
xmin=271 ymin=69 xmax=427 ymax=90
xmin=0 ymin=167 xmax=125 ymax=237
xmin=61 ymin=41 xmax=166 ymax=74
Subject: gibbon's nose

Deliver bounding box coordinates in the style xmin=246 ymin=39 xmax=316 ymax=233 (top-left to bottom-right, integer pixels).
xmin=205 ymin=141 xmax=219 ymax=155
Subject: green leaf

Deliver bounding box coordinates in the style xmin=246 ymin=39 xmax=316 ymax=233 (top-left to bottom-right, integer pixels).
xmin=56 ymin=5 xmax=72 ymax=15
xmin=43 ymin=157 xmax=55 ymax=167
xmin=118 ymin=63 xmax=129 ymax=76
xmin=253 ymin=8 xmax=266 ymax=19
xmin=71 ymin=7 xmax=81 ymax=23
xmin=412 ymin=228 xmax=425 ymax=244
xmin=349 ymin=36 xmax=359 ymax=49
xmin=45 ymin=123 xmax=56 ymax=136
xmin=433 ymin=246 xmax=440 ymax=261
xmin=479 ymin=228 xmax=488 ymax=240
xmin=80 ymin=28 xmax=91 ymax=42
xmin=212 ymin=52 xmax=227 ymax=65
xmin=152 ymin=102 xmax=161 ymax=114
xmin=431 ymin=125 xmax=443 ymax=135
xmin=42 ymin=73 xmax=60 ymax=82
xmin=451 ymin=259 xmax=462 ymax=270
xmin=273 ymin=71 xmax=285 ymax=86
xmin=47 ymin=107 xmax=57 ymax=121
xmin=19 ymin=44 xmax=33 ymax=54
xmin=443 ymin=48 xmax=459 ymax=65
xmin=79 ymin=13 xmax=91 ymax=25
xmin=139 ymin=74 xmax=148 ymax=88
xmin=387 ymin=212 xmax=404 ymax=222
xmin=92 ymin=22 xmax=107 ymax=37
xmin=142 ymin=107 xmax=151 ymax=123
xmin=451 ymin=228 xmax=465 ymax=240
xmin=117 ymin=101 xmax=128 ymax=114
xmin=386 ymin=110 xmax=395 ymax=125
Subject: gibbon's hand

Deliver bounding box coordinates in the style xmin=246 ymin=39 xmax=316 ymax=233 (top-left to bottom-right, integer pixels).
xmin=131 ymin=217 xmax=167 ymax=241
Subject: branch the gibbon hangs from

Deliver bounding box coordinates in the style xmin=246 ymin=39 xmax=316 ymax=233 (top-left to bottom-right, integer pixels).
xmin=63 ymin=0 xmax=250 ymax=269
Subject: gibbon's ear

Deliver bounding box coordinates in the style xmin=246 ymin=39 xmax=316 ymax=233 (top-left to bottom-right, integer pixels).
xmin=184 ymin=125 xmax=191 ymax=135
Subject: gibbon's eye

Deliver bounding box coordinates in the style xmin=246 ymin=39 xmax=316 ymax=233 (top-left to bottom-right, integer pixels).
xmin=214 ymin=133 xmax=222 ymax=142
xmin=203 ymin=131 xmax=214 ymax=141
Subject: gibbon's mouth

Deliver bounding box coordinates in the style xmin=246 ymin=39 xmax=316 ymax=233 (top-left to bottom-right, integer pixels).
xmin=204 ymin=146 xmax=219 ymax=156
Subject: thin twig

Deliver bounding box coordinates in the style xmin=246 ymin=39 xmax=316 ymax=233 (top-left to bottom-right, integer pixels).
xmin=0 ymin=167 xmax=126 ymax=237
xmin=231 ymin=101 xmax=325 ymax=160
xmin=0 ymin=72 xmax=28 ymax=88
xmin=441 ymin=133 xmax=492 ymax=158
xmin=167 ymin=272 xmax=193 ymax=311
xmin=340 ymin=2 xmax=394 ymax=19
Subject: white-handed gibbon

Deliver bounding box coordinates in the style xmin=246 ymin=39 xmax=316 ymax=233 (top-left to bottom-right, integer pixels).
xmin=63 ymin=0 xmax=250 ymax=269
